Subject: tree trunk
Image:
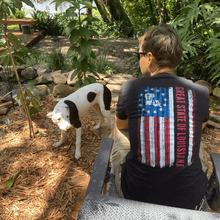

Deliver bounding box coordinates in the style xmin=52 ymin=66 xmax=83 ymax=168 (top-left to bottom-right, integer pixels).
xmin=94 ymin=0 xmax=111 ymax=23
xmin=157 ymin=0 xmax=166 ymax=24
xmin=102 ymin=0 xmax=134 ymax=37
xmin=86 ymin=4 xmax=92 ymax=26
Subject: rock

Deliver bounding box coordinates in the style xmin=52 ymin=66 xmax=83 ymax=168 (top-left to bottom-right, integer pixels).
xmin=21 ymin=67 xmax=38 ymax=79
xmin=53 ymin=84 xmax=77 ymax=98
xmin=213 ymin=87 xmax=220 ymax=99
xmin=206 ymin=120 xmax=220 ymax=129
xmin=51 ymin=70 xmax=62 ymax=75
xmin=29 ymin=85 xmax=51 ymax=101
xmin=34 ymin=74 xmax=53 ymax=85
xmin=0 ymin=107 xmax=10 ymax=115
xmin=1 ymin=66 xmax=26 ymax=78
xmin=195 ymin=80 xmax=212 ymax=94
xmin=209 ymin=114 xmax=220 ymax=124
xmin=51 ymin=70 xmax=67 ymax=84
xmin=33 ymin=65 xmax=51 ymax=76
xmin=67 ymin=70 xmax=78 ymax=86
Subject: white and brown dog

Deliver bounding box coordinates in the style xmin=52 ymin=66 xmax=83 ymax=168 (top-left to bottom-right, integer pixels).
xmin=47 ymin=83 xmax=114 ymax=159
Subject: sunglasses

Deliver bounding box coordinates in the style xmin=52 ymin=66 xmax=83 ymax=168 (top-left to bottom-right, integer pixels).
xmin=136 ymin=47 xmax=150 ymax=60
xmin=136 ymin=52 xmax=149 ymax=60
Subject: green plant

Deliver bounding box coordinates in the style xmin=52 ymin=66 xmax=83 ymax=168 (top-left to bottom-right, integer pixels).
xmin=128 ymin=51 xmax=142 ymax=78
xmin=44 ymin=49 xmax=71 ymax=70
xmin=52 ymin=0 xmax=104 ymax=88
xmin=11 ymin=8 xmax=26 ymax=19
xmin=31 ymin=11 xmax=73 ymax=36
xmin=89 ymin=50 xmax=121 ymax=74
xmin=169 ymin=0 xmax=220 ymax=85
xmin=24 ymin=49 xmax=43 ymax=66
xmin=90 ymin=17 xmax=126 ymax=39
xmin=17 ymin=88 xmax=42 ymax=117
xmin=1 ymin=0 xmax=36 ymax=137
xmin=5 ymin=170 xmax=21 ymax=188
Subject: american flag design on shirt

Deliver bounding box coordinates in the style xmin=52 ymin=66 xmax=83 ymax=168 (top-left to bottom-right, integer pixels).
xmin=137 ymin=86 xmax=196 ymax=168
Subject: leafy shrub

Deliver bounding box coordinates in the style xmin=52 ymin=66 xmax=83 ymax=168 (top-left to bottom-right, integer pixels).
xmin=31 ymin=11 xmax=72 ymax=36
xmin=44 ymin=49 xmax=71 ymax=70
xmin=91 ymin=20 xmax=126 ymax=39
xmin=11 ymin=8 xmax=26 ymax=19
xmin=169 ymin=0 xmax=220 ymax=85
xmin=17 ymin=88 xmax=42 ymax=117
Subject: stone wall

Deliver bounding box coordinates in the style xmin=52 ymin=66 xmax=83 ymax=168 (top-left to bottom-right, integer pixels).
xmin=33 ymin=36 xmax=138 ymax=73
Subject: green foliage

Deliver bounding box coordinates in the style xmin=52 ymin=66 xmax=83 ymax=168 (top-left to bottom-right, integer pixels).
xmin=120 ymin=0 xmax=158 ymax=36
xmin=44 ymin=49 xmax=72 ymax=70
xmin=90 ymin=10 xmax=127 ymax=38
xmin=0 ymin=0 xmax=34 ymax=19
xmin=127 ymin=51 xmax=142 ymax=78
xmin=24 ymin=49 xmax=43 ymax=66
xmin=0 ymin=0 xmax=35 ymax=66
xmin=11 ymin=8 xmax=27 ymax=19
xmin=89 ymin=50 xmax=121 ymax=75
xmin=17 ymin=88 xmax=42 ymax=117
xmin=5 ymin=170 xmax=21 ymax=188
xmin=52 ymin=0 xmax=103 ymax=88
xmin=31 ymin=11 xmax=73 ymax=36
xmin=169 ymin=0 xmax=220 ymax=85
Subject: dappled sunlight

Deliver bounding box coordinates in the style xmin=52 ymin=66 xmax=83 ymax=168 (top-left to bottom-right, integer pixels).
xmin=0 ymin=96 xmax=101 ymax=219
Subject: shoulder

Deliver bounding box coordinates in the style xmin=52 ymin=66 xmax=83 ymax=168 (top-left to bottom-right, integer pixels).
xmin=176 ymin=77 xmax=209 ymax=96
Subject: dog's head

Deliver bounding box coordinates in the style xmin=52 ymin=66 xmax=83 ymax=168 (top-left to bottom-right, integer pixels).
xmin=47 ymin=100 xmax=81 ymax=130
xmin=47 ymin=106 xmax=71 ymax=131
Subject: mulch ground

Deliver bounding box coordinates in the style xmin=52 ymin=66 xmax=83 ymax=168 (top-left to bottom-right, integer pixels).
xmin=0 ymin=96 xmax=220 ymax=219
xmin=0 ymin=96 xmax=109 ymax=220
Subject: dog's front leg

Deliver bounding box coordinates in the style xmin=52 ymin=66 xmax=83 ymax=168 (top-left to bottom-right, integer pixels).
xmin=53 ymin=129 xmax=65 ymax=148
xmin=75 ymin=127 xmax=82 ymax=159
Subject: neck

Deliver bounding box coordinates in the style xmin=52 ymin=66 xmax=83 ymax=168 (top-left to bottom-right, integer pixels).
xmin=151 ymin=67 xmax=174 ymax=76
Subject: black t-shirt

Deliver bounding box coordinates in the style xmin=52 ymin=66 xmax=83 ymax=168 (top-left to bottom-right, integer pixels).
xmin=116 ymin=72 xmax=209 ymax=209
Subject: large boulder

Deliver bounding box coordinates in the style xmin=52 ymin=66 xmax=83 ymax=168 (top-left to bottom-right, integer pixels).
xmin=195 ymin=80 xmax=212 ymax=94
xmin=29 ymin=85 xmax=51 ymax=101
xmin=53 ymin=84 xmax=77 ymax=98
xmin=21 ymin=67 xmax=38 ymax=80
xmin=34 ymin=74 xmax=53 ymax=85
xmin=51 ymin=70 xmax=67 ymax=84
xmin=213 ymin=87 xmax=220 ymax=99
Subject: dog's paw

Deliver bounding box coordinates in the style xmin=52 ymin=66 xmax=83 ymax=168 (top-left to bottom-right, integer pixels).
xmin=53 ymin=142 xmax=61 ymax=148
xmin=75 ymin=151 xmax=81 ymax=160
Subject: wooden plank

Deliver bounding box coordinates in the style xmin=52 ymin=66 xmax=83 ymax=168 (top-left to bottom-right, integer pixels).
xmin=0 ymin=30 xmax=43 ymax=51
xmin=0 ymin=18 xmax=38 ymax=25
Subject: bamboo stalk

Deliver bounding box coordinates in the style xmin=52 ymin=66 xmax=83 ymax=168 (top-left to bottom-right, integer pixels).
xmin=3 ymin=13 xmax=35 ymax=138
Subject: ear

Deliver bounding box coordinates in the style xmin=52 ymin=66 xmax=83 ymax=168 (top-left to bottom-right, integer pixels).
xmin=46 ymin=112 xmax=54 ymax=118
xmin=64 ymin=100 xmax=81 ymax=128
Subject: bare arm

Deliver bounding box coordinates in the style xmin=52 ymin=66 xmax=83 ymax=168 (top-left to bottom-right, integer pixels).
xmin=112 ymin=115 xmax=128 ymax=138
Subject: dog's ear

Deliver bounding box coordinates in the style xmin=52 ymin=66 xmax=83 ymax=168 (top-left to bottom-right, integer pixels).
xmin=46 ymin=112 xmax=54 ymax=118
xmin=64 ymin=100 xmax=81 ymax=128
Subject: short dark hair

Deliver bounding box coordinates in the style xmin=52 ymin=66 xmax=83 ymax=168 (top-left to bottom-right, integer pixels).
xmin=141 ymin=24 xmax=182 ymax=68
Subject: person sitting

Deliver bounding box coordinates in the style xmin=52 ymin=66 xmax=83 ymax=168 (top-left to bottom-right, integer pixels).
xmin=110 ymin=23 xmax=209 ymax=210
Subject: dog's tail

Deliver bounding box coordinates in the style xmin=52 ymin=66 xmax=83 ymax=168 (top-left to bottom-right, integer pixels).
xmin=103 ymin=85 xmax=111 ymax=111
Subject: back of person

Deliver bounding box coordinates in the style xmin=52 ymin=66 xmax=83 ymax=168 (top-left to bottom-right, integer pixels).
xmin=113 ymin=23 xmax=210 ymax=210
xmin=116 ymin=73 xmax=209 ymax=209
